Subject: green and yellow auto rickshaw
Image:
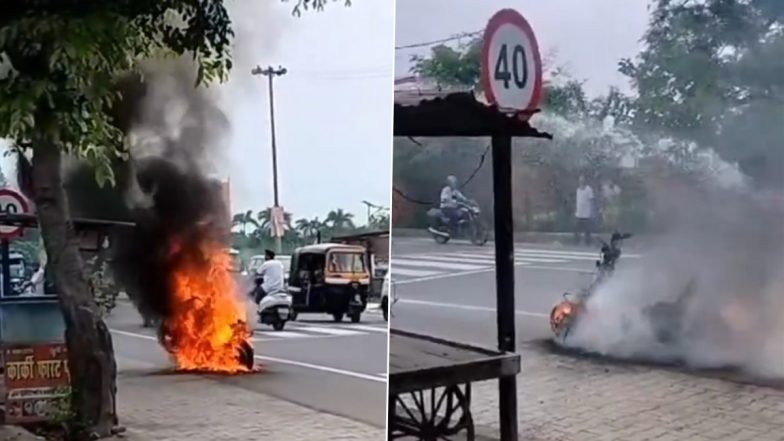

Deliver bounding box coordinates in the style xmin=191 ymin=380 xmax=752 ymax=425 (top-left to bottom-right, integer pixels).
xmin=287 ymin=243 xmax=370 ymax=323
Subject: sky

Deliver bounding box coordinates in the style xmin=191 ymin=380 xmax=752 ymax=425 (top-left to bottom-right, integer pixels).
xmin=395 ymin=0 xmax=651 ymax=97
xmin=219 ymin=0 xmax=395 ymax=223
xmin=0 ymin=0 xmax=652 ymax=224
xmin=0 ymin=1 xmax=395 ymax=225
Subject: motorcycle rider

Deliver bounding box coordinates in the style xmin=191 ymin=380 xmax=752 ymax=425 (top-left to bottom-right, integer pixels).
xmin=254 ymin=249 xmax=285 ymax=304
xmin=440 ymin=175 xmax=471 ymax=228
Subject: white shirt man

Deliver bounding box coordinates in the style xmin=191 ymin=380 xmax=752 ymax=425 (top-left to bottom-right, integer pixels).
xmin=256 ymin=256 xmax=285 ymax=295
xmin=575 ymin=183 xmax=595 ymax=219
xmin=440 ymin=183 xmax=468 ymax=208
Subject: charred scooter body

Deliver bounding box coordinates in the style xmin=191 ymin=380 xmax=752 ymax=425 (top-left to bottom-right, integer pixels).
xmin=550 ymin=232 xmax=632 ymax=341
xmin=426 ymin=200 xmax=489 ymax=246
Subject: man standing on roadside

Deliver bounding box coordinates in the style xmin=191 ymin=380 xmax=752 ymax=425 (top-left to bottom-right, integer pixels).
xmin=574 ymin=175 xmax=595 ymax=246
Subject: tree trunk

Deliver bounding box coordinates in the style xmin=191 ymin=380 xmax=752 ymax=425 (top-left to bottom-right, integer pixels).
xmin=31 ymin=140 xmax=118 ymax=440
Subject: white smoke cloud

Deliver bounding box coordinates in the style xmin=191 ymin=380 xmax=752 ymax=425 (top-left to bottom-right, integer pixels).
xmin=561 ymin=180 xmax=784 ymax=380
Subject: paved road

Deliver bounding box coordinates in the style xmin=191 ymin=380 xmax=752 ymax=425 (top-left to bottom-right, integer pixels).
xmin=390 ymin=236 xmax=642 ymax=345
xmin=108 ymin=299 xmax=388 ymax=429
xmin=389 ymin=237 xmax=784 ymax=441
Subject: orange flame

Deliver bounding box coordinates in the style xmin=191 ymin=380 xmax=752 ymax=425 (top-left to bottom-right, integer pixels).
xmin=550 ymin=300 xmax=577 ymax=334
xmin=163 ymin=239 xmax=252 ymax=373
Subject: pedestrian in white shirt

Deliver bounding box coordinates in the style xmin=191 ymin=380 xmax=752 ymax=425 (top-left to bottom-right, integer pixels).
xmin=574 ymin=175 xmax=595 ymax=245
xmin=601 ymin=178 xmax=622 ymax=229
xmin=254 ymin=249 xmax=285 ymax=304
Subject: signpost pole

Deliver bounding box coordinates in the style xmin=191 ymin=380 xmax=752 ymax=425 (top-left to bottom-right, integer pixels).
xmin=492 ymin=134 xmax=518 ymax=440
xmin=1 ymin=239 xmax=10 ymax=297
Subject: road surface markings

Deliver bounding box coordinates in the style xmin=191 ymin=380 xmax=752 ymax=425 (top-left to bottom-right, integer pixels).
xmin=391 ymin=258 xmax=486 ymax=271
xmin=252 ymin=322 xmax=388 ymax=340
xmin=252 ymin=355 xmax=386 ymax=383
xmin=110 ymin=328 xmax=385 ymax=383
xmin=259 ymin=331 xmax=311 ymax=339
xmin=391 ymin=265 xmax=594 ymax=286
xmin=286 ymin=326 xmax=363 ymax=337
xmin=390 ymin=247 xmax=638 ymax=283
xmin=396 ymin=298 xmax=549 ymax=319
xmin=390 ymin=267 xmax=442 ymax=278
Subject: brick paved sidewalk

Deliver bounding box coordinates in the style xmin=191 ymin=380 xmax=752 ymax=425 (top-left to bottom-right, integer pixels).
xmin=469 ymin=342 xmax=784 ymax=441
xmin=115 ymin=360 xmax=384 ymax=441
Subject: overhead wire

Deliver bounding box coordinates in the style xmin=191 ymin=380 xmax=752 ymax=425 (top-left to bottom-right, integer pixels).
xmin=393 ymin=143 xmax=491 ymax=206
xmin=393 ymin=29 xmax=488 ymax=205
xmin=395 ymin=30 xmax=483 ymax=51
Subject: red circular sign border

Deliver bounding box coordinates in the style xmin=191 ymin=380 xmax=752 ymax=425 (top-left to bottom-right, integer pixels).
xmin=0 ymin=188 xmax=29 ymax=239
xmin=480 ymin=9 xmax=543 ymax=120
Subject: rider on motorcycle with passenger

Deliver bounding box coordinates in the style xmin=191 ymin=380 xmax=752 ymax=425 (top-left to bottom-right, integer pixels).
xmin=254 ymin=249 xmax=285 ymax=304
xmin=440 ymin=175 xmax=471 ymax=228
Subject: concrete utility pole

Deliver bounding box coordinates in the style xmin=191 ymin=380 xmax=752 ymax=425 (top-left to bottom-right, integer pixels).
xmin=251 ymin=65 xmax=287 ymax=254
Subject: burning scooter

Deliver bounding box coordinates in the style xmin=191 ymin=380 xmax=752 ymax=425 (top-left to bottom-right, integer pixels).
xmin=549 ymin=232 xmax=632 ymax=341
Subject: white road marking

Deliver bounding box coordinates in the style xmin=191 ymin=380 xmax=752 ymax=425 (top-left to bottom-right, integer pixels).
xmin=392 ymin=258 xmax=485 ymax=271
xmin=390 ymin=267 xmax=443 ymax=278
xmin=519 ymin=248 xmax=641 ymax=258
xmin=397 ymin=299 xmax=549 ymax=319
xmin=391 ymin=264 xmax=593 ymax=285
xmin=292 ymin=326 xmax=364 ymax=337
xmin=339 ymin=324 xmax=389 ymax=333
xmin=517 ymin=252 xmax=596 ymax=262
xmin=392 ymin=268 xmax=494 ymax=285
xmin=515 ymin=257 xmax=569 ymax=264
xmin=421 ymin=254 xmax=496 ymax=264
xmin=256 ymin=331 xmax=311 ymax=339
xmin=109 ymin=328 xmax=385 ymax=383
xmin=253 ymin=355 xmax=386 ymax=383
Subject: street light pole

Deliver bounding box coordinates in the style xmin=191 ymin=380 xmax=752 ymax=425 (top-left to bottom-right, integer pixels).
xmin=252 ymin=65 xmax=287 ymax=254
xmin=361 ymin=200 xmax=373 ymax=225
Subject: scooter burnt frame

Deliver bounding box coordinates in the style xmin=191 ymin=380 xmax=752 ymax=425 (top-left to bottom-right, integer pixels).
xmin=549 ymin=232 xmax=632 ymax=341
xmin=390 ymin=89 xmax=552 ymax=440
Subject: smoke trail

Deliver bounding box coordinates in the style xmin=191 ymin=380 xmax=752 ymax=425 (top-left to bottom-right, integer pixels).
xmin=62 ymin=59 xmax=234 ymax=327
xmin=562 ymin=176 xmax=784 ymax=380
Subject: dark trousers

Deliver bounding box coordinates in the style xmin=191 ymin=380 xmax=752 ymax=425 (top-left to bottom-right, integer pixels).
xmin=441 ymin=206 xmax=464 ymax=228
xmin=254 ymin=286 xmax=267 ymax=304
xmin=575 ymin=217 xmax=593 ymax=245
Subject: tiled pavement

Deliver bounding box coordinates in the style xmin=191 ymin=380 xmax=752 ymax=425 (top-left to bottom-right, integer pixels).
xmin=114 ymin=359 xmax=384 ymax=441
xmin=469 ymin=342 xmax=784 ymax=441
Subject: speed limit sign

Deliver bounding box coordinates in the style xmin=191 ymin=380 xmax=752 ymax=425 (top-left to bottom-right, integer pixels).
xmin=481 ymin=9 xmax=543 ymax=117
xmin=0 ymin=188 xmax=29 ymax=239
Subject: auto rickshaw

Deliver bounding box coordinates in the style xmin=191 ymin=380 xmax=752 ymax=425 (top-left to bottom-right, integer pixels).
xmin=287 ymin=243 xmax=370 ymax=322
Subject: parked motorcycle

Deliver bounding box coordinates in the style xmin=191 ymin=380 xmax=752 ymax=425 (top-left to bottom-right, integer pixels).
xmin=426 ymin=200 xmax=488 ymax=246
xmin=549 ymin=232 xmax=632 ymax=341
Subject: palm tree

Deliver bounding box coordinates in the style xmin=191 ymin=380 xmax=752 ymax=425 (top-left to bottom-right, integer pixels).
xmin=257 ymin=207 xmax=293 ymax=234
xmin=295 ymin=218 xmax=313 ymax=237
xmin=325 ymin=209 xmax=355 ymax=230
xmin=232 ymin=210 xmax=259 ymax=236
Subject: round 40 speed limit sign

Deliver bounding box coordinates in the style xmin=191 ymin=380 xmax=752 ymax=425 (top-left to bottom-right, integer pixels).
xmin=481 ymin=9 xmax=543 ymax=117
xmin=0 ymin=188 xmax=30 ymax=239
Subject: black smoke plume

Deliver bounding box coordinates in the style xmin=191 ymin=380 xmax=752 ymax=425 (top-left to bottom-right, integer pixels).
xmin=38 ymin=60 xmax=232 ymax=324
